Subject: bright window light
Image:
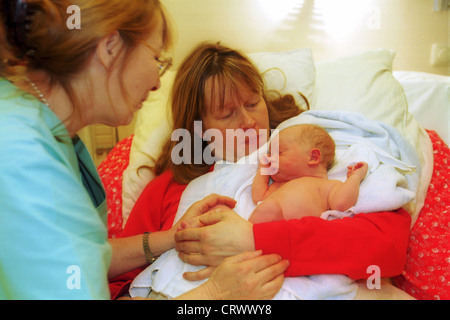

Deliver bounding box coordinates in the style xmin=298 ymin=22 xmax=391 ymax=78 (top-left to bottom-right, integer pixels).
xmin=256 ymin=0 xmax=303 ymax=24
xmin=315 ymin=0 xmax=378 ymax=40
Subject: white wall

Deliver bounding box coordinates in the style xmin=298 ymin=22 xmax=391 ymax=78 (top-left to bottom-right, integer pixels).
xmin=162 ymin=0 xmax=449 ymax=75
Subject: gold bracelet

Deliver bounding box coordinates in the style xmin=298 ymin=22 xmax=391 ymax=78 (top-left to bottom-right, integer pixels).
xmin=143 ymin=232 xmax=157 ymax=264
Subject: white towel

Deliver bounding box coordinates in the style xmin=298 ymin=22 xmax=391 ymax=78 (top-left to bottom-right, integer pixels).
xmin=129 ymin=110 xmax=420 ymax=300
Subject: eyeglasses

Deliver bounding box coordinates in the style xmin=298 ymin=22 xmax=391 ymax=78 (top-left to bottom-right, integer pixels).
xmin=141 ymin=43 xmax=172 ymax=77
xmin=155 ymin=55 xmax=172 ymax=77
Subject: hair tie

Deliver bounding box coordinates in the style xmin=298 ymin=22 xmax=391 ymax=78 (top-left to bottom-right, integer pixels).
xmin=1 ymin=0 xmax=34 ymax=59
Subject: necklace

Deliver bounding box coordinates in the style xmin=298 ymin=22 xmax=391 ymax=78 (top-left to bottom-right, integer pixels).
xmin=25 ymin=76 xmax=49 ymax=106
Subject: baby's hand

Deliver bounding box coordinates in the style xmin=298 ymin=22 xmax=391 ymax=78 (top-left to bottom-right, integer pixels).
xmin=347 ymin=161 xmax=368 ymax=180
xmin=258 ymin=154 xmax=271 ymax=168
xmin=259 ymin=154 xmax=279 ymax=176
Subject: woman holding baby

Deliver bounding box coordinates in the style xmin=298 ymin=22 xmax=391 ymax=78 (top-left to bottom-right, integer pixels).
xmin=114 ymin=42 xmax=412 ymax=299
xmin=0 ymin=0 xmax=410 ymax=300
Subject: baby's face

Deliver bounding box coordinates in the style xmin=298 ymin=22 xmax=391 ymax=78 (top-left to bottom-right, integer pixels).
xmin=264 ymin=130 xmax=311 ymax=182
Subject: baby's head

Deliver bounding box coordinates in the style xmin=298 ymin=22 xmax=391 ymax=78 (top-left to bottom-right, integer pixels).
xmin=285 ymin=124 xmax=335 ymax=170
xmin=263 ymin=124 xmax=335 ymax=180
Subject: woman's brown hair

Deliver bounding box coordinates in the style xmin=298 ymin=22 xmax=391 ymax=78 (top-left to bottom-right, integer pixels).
xmin=0 ymin=0 xmax=173 ymax=121
xmin=155 ymin=42 xmax=308 ymax=184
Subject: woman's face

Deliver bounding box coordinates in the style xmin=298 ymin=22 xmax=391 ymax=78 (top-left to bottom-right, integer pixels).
xmin=102 ymin=11 xmax=165 ymax=126
xmin=202 ymin=78 xmax=270 ymax=162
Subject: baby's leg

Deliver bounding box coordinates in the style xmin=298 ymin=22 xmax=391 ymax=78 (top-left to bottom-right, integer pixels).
xmin=248 ymin=198 xmax=284 ymax=224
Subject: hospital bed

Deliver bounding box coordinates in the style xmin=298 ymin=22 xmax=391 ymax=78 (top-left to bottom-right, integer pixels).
xmin=98 ymin=48 xmax=449 ymax=300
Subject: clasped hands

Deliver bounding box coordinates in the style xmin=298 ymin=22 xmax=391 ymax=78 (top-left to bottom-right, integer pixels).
xmin=172 ymin=193 xmax=288 ymax=285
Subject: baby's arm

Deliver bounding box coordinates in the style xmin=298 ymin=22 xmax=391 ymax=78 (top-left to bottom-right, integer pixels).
xmin=252 ymin=160 xmax=272 ymax=204
xmin=252 ymin=156 xmax=282 ymax=204
xmin=328 ymin=161 xmax=368 ymax=211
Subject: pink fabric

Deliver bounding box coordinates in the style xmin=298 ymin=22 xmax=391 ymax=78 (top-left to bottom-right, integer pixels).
xmin=393 ymin=130 xmax=450 ymax=300
xmin=97 ymin=135 xmax=133 ymax=238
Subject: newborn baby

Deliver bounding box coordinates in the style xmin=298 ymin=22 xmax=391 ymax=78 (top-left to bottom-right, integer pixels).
xmin=249 ymin=124 xmax=368 ymax=223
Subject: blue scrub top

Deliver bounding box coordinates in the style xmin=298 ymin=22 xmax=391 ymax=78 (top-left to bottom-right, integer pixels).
xmin=0 ymin=79 xmax=111 ymax=299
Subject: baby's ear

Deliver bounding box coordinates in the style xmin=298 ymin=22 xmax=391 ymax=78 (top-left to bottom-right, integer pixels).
xmin=308 ymin=148 xmax=321 ymax=165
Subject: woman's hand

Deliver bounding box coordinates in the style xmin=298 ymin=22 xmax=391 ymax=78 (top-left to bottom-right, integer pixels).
xmin=175 ymin=209 xmax=255 ymax=267
xmin=171 ymin=193 xmax=237 ymax=234
xmin=178 ymin=251 xmax=289 ymax=300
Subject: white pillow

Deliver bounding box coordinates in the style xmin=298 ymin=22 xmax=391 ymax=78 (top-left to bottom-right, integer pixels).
xmin=122 ymin=48 xmax=316 ymax=224
xmin=121 ymin=70 xmax=175 ymax=224
xmin=312 ymin=49 xmax=433 ymax=226
xmin=393 ymin=71 xmax=449 ymax=146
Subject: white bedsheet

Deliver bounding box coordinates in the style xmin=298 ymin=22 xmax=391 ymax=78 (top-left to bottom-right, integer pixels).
xmin=129 ymin=110 xmax=421 ymax=300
